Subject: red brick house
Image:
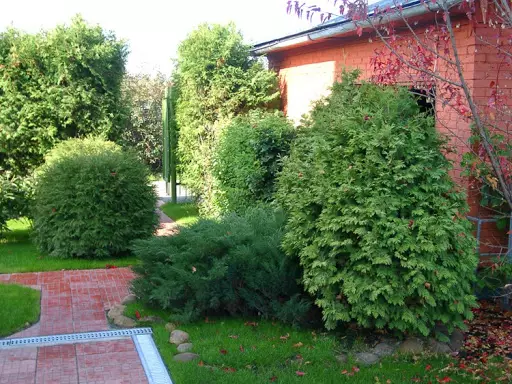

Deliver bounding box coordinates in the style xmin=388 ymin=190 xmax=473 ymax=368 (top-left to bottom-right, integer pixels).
xmin=252 ymin=0 xmax=512 ymax=256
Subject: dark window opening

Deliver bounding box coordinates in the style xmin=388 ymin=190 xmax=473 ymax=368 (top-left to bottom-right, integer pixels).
xmin=410 ymin=87 xmax=435 ymax=116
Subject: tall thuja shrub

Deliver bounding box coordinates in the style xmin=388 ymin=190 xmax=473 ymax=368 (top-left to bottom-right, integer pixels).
xmin=278 ymin=71 xmax=478 ymax=337
xmin=0 ymin=16 xmax=127 ymax=232
xmin=214 ymin=111 xmax=294 ymax=213
xmin=0 ymin=16 xmax=127 ymax=177
xmin=174 ymin=23 xmax=279 ymax=214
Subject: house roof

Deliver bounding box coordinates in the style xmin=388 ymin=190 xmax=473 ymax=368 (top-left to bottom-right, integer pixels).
xmin=251 ymin=0 xmax=461 ymax=55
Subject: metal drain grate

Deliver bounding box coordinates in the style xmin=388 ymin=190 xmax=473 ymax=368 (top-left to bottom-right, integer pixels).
xmin=0 ymin=328 xmax=153 ymax=349
xmin=133 ymin=334 xmax=173 ymax=384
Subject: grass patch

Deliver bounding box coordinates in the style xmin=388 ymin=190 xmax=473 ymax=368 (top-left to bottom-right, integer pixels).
xmin=0 ymin=219 xmax=138 ymax=274
xmin=0 ymin=284 xmax=40 ymax=337
xmin=160 ymin=202 xmax=199 ymax=226
xmin=124 ymin=302 xmax=495 ymax=384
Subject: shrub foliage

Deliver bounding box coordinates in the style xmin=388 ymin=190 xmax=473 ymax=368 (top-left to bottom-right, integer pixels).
xmin=0 ymin=16 xmax=127 ymax=232
xmin=214 ymin=111 xmax=294 ymax=213
xmin=121 ymin=73 xmax=168 ymax=173
xmin=32 ymin=138 xmax=157 ymax=258
xmin=277 ymin=72 xmax=478 ymax=336
xmin=174 ymin=23 xmax=280 ymax=214
xmin=0 ymin=16 xmax=127 ymax=177
xmin=0 ymin=172 xmax=31 ymax=234
xmin=131 ymin=207 xmax=312 ymax=325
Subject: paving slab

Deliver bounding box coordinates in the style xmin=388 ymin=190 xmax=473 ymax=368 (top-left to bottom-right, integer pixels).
xmin=0 ymin=268 xmax=171 ymax=384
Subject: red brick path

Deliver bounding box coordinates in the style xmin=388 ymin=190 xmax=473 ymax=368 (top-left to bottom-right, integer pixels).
xmin=0 ymin=268 xmax=149 ymax=384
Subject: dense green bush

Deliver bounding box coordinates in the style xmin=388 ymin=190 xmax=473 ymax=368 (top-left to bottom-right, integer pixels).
xmin=131 ymin=207 xmax=313 ymax=325
xmin=42 ymin=136 xmax=121 ymax=168
xmin=121 ymin=73 xmax=167 ymax=173
xmin=277 ymin=71 xmax=478 ymax=336
xmin=174 ymin=23 xmax=280 ymax=214
xmin=214 ymin=111 xmax=295 ymax=213
xmin=0 ymin=16 xmax=127 ymax=178
xmin=32 ymin=138 xmax=157 ymax=258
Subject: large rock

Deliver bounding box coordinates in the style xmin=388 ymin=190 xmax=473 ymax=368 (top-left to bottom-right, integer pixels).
xmin=121 ymin=294 xmax=137 ymax=305
xmin=398 ymin=338 xmax=424 ymax=354
xmin=355 ymin=352 xmax=380 ymax=365
xmin=428 ymin=338 xmax=452 ymax=354
xmin=335 ymin=354 xmax=347 ymax=364
xmin=449 ymin=329 xmax=465 ymax=352
xmin=372 ymin=342 xmax=396 ymax=357
xmin=170 ymin=330 xmax=190 ymax=345
xmin=173 ymin=353 xmax=200 ymax=362
xmin=107 ymin=304 xmax=136 ymax=328
xmin=165 ymin=323 xmax=177 ymax=333
xmin=177 ymin=343 xmax=193 ymax=353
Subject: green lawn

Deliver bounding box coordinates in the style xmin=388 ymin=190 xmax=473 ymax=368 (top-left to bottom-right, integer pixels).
xmin=124 ymin=303 xmax=495 ymax=384
xmin=0 ymin=283 xmax=40 ymax=337
xmin=160 ymin=202 xmax=199 ymax=226
xmin=0 ymin=219 xmax=138 ymax=274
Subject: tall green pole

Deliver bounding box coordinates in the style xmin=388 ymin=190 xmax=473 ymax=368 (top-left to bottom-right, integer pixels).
xmin=168 ymin=86 xmax=177 ymax=204
xmin=162 ymin=88 xmax=170 ymax=190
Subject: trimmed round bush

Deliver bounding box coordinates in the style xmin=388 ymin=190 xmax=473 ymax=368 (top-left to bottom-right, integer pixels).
xmin=277 ymin=71 xmax=478 ymax=336
xmin=131 ymin=207 xmax=314 ymax=325
xmin=42 ymin=136 xmax=121 ymax=168
xmin=32 ymin=137 xmax=158 ymax=258
xmin=214 ymin=110 xmax=295 ymax=213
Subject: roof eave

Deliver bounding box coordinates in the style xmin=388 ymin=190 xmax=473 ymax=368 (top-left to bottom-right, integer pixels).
xmin=251 ymin=0 xmax=461 ymax=56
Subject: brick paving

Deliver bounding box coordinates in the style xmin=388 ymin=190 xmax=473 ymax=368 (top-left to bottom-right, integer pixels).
xmin=0 ymin=268 xmax=150 ymax=384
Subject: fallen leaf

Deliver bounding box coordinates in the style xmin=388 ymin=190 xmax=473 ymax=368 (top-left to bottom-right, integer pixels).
xmin=269 ymin=376 xmax=278 ymax=382
xmin=426 ymin=365 xmax=432 ymax=371
xmin=239 ymin=345 xmax=245 ymax=352
xmin=223 ymin=367 xmax=236 ymax=373
xmin=293 ymin=342 xmax=304 ymax=348
xmin=198 ymin=361 xmax=204 ymax=367
xmin=220 ymin=349 xmax=228 ymax=355
xmin=295 ymin=371 xmax=305 ymax=376
xmin=244 ymin=321 xmax=258 ymax=327
xmin=437 ymin=377 xmax=452 ymax=383
xmin=135 ymin=310 xmax=141 ymax=320
xmin=192 ymin=266 xmax=197 ymax=273
xmin=352 ymin=366 xmax=360 ymax=373
xmin=341 ymin=370 xmax=348 ymax=375
xmin=228 ymin=335 xmax=239 ymax=339
xmin=280 ymin=333 xmax=290 ymax=340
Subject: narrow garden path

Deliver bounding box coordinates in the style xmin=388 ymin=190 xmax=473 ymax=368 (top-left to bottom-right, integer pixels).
xmin=0 ymin=268 xmax=151 ymax=384
xmin=0 ymin=200 xmax=176 ymax=384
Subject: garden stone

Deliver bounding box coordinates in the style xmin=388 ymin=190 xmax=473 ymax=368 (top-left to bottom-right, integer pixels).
xmin=121 ymin=294 xmax=137 ymax=305
xmin=170 ymin=330 xmax=190 ymax=345
xmin=335 ymin=354 xmax=347 ymax=363
xmin=107 ymin=304 xmax=136 ymax=328
xmin=398 ymin=338 xmax=424 ymax=354
xmin=177 ymin=343 xmax=193 ymax=353
xmin=449 ymin=329 xmax=465 ymax=351
xmin=355 ymin=352 xmax=380 ymax=365
xmin=173 ymin=352 xmax=200 ymax=362
xmin=428 ymin=338 xmax=452 ymax=354
xmin=372 ymin=342 xmax=396 ymax=357
xmin=139 ymin=315 xmax=163 ymax=323
xmin=165 ymin=323 xmax=177 ymax=333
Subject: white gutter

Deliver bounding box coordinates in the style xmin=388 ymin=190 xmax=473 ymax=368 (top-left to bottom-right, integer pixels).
xmin=252 ymin=0 xmax=460 ymax=55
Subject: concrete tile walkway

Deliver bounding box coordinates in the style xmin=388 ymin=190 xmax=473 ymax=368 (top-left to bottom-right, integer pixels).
xmin=0 ymin=268 xmax=152 ymax=384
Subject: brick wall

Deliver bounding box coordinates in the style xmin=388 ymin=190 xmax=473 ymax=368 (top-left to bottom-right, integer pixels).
xmin=267 ymin=20 xmax=511 ymax=255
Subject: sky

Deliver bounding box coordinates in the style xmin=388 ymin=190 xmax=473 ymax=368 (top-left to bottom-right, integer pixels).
xmin=0 ymin=0 xmax=317 ymax=75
